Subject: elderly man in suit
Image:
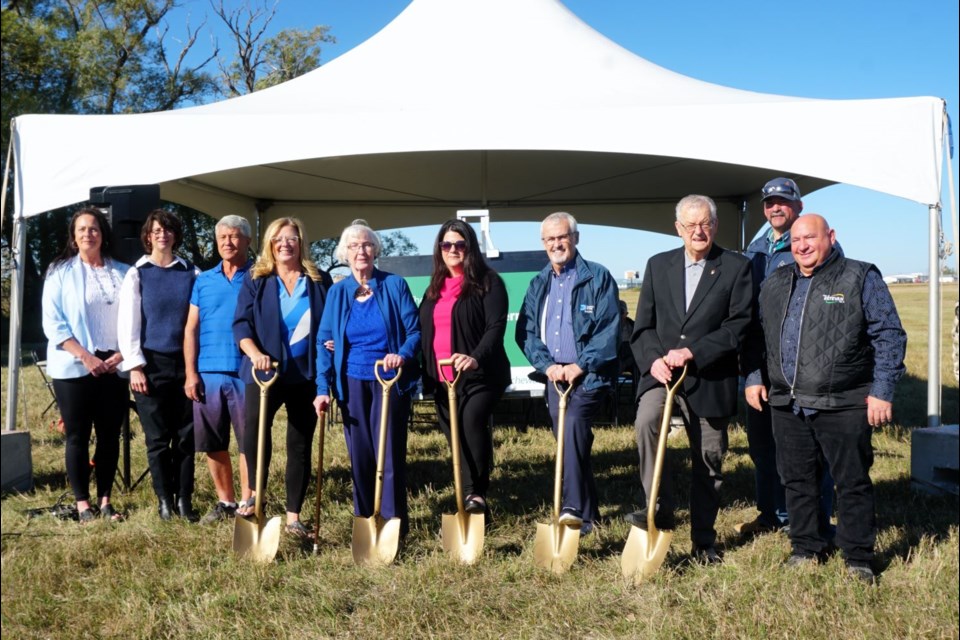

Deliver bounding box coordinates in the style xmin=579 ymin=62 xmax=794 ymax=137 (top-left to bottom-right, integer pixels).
xmin=626 ymin=194 xmax=753 ymax=564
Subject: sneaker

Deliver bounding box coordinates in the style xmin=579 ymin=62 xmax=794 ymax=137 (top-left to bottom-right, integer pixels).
xmin=624 ymin=507 xmax=676 ymax=531
xmin=691 ymin=545 xmax=723 ymax=565
xmin=846 ymin=563 xmax=876 ymax=584
xmin=734 ymin=516 xmax=781 ymax=537
xmin=200 ymin=502 xmax=237 ymax=525
xmin=786 ymin=553 xmax=817 ymax=567
xmin=558 ymin=509 xmax=583 ymax=528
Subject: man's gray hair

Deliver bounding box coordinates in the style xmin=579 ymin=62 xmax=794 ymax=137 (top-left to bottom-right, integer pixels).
xmin=335 ymin=218 xmax=382 ymax=263
xmin=675 ymin=195 xmax=717 ymax=223
xmin=541 ymin=211 xmax=579 ymax=236
xmin=216 ymin=215 xmax=252 ymax=238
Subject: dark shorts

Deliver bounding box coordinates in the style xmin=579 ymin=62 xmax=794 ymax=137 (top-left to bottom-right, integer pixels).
xmin=192 ymin=372 xmax=245 ymax=453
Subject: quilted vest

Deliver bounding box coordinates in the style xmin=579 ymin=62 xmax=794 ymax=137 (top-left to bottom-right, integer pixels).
xmin=759 ymin=253 xmax=874 ymax=409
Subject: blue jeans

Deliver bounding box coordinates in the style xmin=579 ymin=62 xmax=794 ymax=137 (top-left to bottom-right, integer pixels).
xmin=546 ymin=383 xmax=605 ymax=524
xmin=772 ymin=406 xmax=875 ymax=563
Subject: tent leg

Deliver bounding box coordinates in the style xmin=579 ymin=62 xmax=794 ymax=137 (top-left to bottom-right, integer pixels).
xmin=5 ymin=213 xmax=26 ymax=431
xmin=927 ymin=204 xmax=941 ymax=428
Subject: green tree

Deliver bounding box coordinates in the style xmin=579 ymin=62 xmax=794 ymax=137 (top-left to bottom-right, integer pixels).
xmin=310 ymin=231 xmax=420 ymax=273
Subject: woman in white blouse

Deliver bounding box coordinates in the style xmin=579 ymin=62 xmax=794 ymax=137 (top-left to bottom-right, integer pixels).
xmin=42 ymin=207 xmax=131 ymax=523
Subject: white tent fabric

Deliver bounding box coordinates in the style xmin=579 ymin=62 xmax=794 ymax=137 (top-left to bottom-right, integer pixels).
xmin=12 ymin=0 xmax=945 ymax=243
xmin=6 ymin=0 xmax=949 ymax=431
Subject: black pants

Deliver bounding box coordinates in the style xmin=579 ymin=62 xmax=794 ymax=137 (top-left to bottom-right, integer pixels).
xmin=53 ymin=368 xmax=128 ymax=503
xmin=433 ymin=385 xmax=502 ymax=499
xmin=133 ymin=350 xmax=195 ymax=500
xmin=772 ymin=405 xmax=876 ymax=563
xmin=243 ymin=380 xmax=317 ymax=514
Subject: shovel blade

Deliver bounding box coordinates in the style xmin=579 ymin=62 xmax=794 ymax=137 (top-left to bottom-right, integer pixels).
xmin=621 ymin=525 xmax=673 ymax=583
xmin=352 ymin=515 xmax=401 ymax=566
xmin=441 ymin=512 xmax=485 ymax=565
xmin=233 ymin=515 xmax=282 ymax=563
xmin=533 ymin=522 xmax=580 ymax=574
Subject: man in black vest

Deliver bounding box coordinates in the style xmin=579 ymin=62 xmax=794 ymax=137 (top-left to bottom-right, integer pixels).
xmin=745 ymin=214 xmax=906 ymax=582
xmin=627 ymin=194 xmax=753 ymax=565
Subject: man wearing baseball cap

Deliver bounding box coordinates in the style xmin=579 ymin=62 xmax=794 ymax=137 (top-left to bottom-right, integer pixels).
xmin=737 ymin=177 xmax=834 ymax=537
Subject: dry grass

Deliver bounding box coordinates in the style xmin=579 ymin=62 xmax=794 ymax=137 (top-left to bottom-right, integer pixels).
xmin=1 ymin=286 xmax=957 ymax=640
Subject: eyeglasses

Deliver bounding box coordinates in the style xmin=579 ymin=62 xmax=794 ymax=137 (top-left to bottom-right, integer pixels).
xmin=347 ymin=242 xmax=376 ymax=253
xmin=272 ymin=236 xmax=300 ymax=246
xmin=678 ymin=220 xmax=714 ymax=234
xmin=541 ymin=233 xmax=574 ymax=245
xmin=439 ymin=240 xmax=467 ymax=252
xmin=150 ymin=227 xmax=172 ymax=237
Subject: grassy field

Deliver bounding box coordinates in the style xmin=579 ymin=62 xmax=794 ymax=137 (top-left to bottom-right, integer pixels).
xmin=1 ymin=286 xmax=958 ymax=639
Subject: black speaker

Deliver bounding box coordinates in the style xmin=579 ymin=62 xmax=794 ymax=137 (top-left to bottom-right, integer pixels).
xmin=89 ymin=185 xmax=160 ymax=265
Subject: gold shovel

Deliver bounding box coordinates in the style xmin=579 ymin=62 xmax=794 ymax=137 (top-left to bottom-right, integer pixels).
xmin=352 ymin=360 xmax=403 ymax=566
xmin=312 ymin=407 xmax=327 ymax=555
xmin=233 ymin=363 xmax=282 ymax=563
xmin=438 ymin=358 xmax=485 ymax=564
xmin=621 ymin=364 xmax=688 ymax=583
xmin=533 ymin=380 xmax=580 ymax=574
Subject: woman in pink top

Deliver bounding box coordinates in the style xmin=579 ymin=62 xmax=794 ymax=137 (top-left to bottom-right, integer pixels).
xmin=419 ymin=220 xmax=511 ymax=519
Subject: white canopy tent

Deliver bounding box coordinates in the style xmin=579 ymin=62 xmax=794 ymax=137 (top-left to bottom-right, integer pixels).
xmin=5 ymin=0 xmax=950 ymax=430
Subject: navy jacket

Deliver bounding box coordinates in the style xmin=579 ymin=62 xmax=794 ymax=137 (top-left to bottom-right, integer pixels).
xmin=233 ymin=271 xmax=327 ymax=385
xmin=515 ymin=252 xmax=620 ymax=391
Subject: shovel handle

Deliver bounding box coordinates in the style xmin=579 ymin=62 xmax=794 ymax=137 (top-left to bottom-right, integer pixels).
xmin=252 ymin=362 xmax=278 ymax=524
xmin=646 ymin=364 xmax=688 ymax=532
xmin=312 ymin=408 xmax=327 ymax=554
xmin=372 ymin=359 xmax=401 ymax=518
xmin=438 ymin=359 xmax=466 ymax=517
xmin=551 ymin=379 xmax=576 ymax=519
xmin=552 ymin=379 xmax=574 ymax=411
xmin=252 ymin=362 xmax=280 ymax=392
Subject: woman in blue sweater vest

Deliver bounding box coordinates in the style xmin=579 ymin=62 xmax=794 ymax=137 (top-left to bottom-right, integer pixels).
xmin=233 ymin=217 xmax=328 ymax=538
xmin=313 ymin=220 xmax=421 ymax=538
xmin=118 ymin=210 xmax=200 ymax=521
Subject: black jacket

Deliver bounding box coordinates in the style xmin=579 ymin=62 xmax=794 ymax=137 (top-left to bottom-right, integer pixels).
xmin=419 ymin=270 xmax=511 ymax=396
xmin=631 ymin=244 xmax=753 ymax=418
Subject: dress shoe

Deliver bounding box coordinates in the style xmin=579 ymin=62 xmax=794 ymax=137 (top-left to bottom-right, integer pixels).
xmin=178 ymin=497 xmax=200 ymax=523
xmin=734 ymin=516 xmax=782 ymax=537
xmin=464 ymin=495 xmax=486 ymax=515
xmin=624 ymin=507 xmax=676 ymax=531
xmin=691 ymin=545 xmax=723 ymax=565
xmin=158 ymin=496 xmax=175 ymax=521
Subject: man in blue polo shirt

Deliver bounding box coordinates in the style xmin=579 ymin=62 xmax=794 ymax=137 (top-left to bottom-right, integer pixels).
xmin=184 ymin=215 xmax=253 ymax=523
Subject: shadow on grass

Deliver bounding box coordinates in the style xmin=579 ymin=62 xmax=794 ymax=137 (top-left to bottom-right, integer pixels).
xmin=894 ymin=372 xmax=959 ymax=427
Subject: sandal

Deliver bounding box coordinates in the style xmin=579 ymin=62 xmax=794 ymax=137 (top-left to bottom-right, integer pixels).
xmin=78 ymin=508 xmax=98 ymax=524
xmin=285 ymin=520 xmax=313 ymax=539
xmin=236 ymin=495 xmax=256 ymax=518
xmin=100 ymin=504 xmax=125 ymax=522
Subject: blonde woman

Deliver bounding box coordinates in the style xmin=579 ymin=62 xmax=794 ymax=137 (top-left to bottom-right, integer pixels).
xmin=233 ymin=217 xmax=329 ymax=537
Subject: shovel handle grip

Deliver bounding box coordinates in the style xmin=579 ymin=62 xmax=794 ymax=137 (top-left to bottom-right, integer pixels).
xmin=437 ymin=358 xmax=462 ymax=389
xmin=252 ymin=362 xmax=280 ymax=391
xmin=374 ymin=359 xmax=402 ymax=390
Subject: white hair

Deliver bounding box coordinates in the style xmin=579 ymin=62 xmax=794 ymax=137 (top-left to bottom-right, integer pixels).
xmin=675 ymin=195 xmax=717 ymax=223
xmin=215 ymin=215 xmax=251 ymax=238
xmin=335 ymin=219 xmax=382 ymax=263
xmin=540 ymin=211 xmax=579 ymax=236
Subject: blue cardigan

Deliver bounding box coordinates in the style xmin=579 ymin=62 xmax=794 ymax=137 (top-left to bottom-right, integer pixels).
xmin=316 ymin=268 xmax=421 ymax=400
xmin=233 ymin=270 xmax=327 ymax=385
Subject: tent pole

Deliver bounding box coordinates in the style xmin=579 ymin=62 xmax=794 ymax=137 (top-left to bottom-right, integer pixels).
xmin=739 ymin=198 xmax=748 ymax=252
xmin=927 ymin=204 xmax=941 ymax=427
xmin=4 ymin=212 xmax=26 ymax=432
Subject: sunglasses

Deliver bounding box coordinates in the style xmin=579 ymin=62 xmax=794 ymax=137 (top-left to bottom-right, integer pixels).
xmin=761 ymin=183 xmax=799 ymax=199
xmin=439 ymin=240 xmax=467 ymax=252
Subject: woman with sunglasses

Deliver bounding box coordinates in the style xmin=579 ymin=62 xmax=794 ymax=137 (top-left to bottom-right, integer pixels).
xmin=118 ymin=209 xmax=200 ymax=521
xmin=418 ymin=220 xmax=510 ymax=519
xmin=42 ymin=207 xmax=131 ymax=523
xmin=313 ymin=219 xmax=420 ymax=538
xmin=233 ymin=217 xmax=328 ymax=538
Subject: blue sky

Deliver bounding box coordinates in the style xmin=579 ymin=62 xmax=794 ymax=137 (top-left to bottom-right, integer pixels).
xmin=178 ymin=0 xmax=959 ymax=278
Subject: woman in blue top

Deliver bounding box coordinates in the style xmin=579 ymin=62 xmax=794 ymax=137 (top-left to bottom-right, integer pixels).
xmin=313 ymin=220 xmax=421 ymax=536
xmin=42 ymin=207 xmax=131 ymax=523
xmin=233 ymin=217 xmax=328 ymax=537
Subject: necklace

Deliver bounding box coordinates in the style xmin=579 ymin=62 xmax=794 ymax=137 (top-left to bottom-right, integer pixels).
xmin=354 ymin=276 xmax=373 ymax=299
xmin=85 ymin=261 xmax=118 ymax=305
